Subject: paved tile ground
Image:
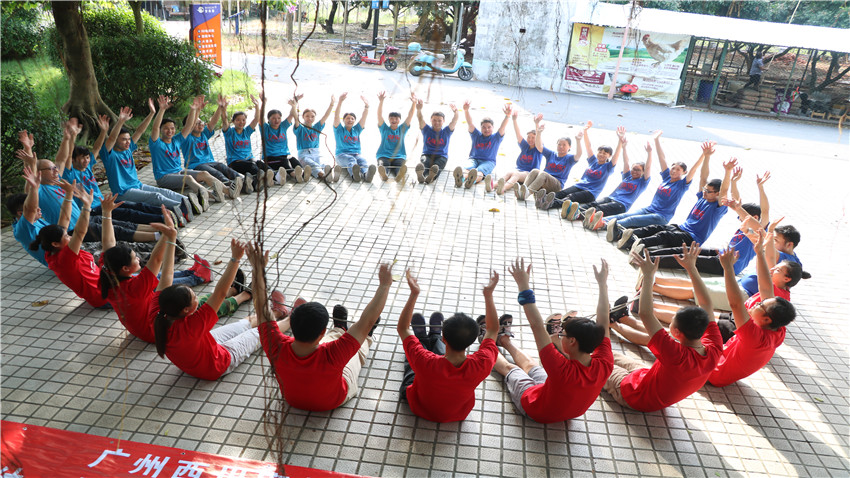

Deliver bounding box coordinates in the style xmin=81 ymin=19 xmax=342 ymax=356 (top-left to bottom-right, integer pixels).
xmin=2 ymin=107 xmax=848 ymax=477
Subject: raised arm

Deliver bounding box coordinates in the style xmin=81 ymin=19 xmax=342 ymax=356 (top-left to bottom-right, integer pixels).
xmin=652 ymin=130 xmax=667 ymax=172
xmin=20 ymin=165 xmax=41 ymax=224
xmin=719 ymin=248 xmax=749 ymax=329
xmin=497 ymin=103 xmax=511 ymax=136
xmin=415 ymin=99 xmax=426 ymax=129
xmin=481 ymin=270 xmax=500 ymax=343
xmin=131 ymin=99 xmax=157 ymax=144
xmin=359 ymin=95 xmax=370 ymax=129
xmin=593 ymin=259 xmax=611 ymax=339
xmin=511 ymin=110 xmax=523 ymax=143
xmin=396 ymin=269 xmax=421 ymax=341
xmin=753 ymin=231 xmax=774 ymax=301
xmin=58 ymin=120 xmax=81 ymax=176
xmin=150 ymin=95 xmax=171 ymax=142
xmin=631 ymin=249 xmax=664 ymax=338
xmin=729 ymin=166 xmax=743 ymax=201
xmin=211 ymin=95 xmax=227 ymax=131
xmin=320 ymin=94 xmax=335 ymax=125
xmin=447 ymin=103 xmax=459 ymax=131
xmin=609 ymin=126 xmax=624 ymax=167
xmin=765 ymin=218 xmax=783 ymax=267
xmin=535 ymin=121 xmax=545 ymax=154
xmin=104 ymin=107 xmax=130 ymax=153
xmin=92 ymin=115 xmax=110 ymax=162
xmin=674 ymin=243 xmax=715 ymax=320
xmin=68 ymin=187 xmax=94 ymax=255
xmin=56 ymin=179 xmax=77 ymax=230
xmin=347 ymin=263 xmax=393 ymax=344
xmin=145 ymin=206 xmax=178 ymax=279
xmin=617 ymin=127 xmax=629 ymax=173
xmin=376 ymin=91 xmax=386 ymax=127
xmin=463 ymin=100 xmax=475 ymax=133
xmin=249 ymin=95 xmax=261 ymax=129
xmin=204 ymin=239 xmax=245 ymax=312
xmin=333 ymin=92 xmax=346 ymax=128
xmin=18 ymin=130 xmax=35 ymax=163
xmin=719 ymin=157 xmax=737 ymax=199
xmin=154 ymin=210 xmax=179 ymax=292
xmin=287 ymin=97 xmax=300 ymax=128
xmin=99 ymin=193 xmax=123 ymax=250
xmin=181 ymin=95 xmax=204 ymax=138
xmin=690 ymin=140 xmax=715 ymax=187
xmin=403 ymin=93 xmax=416 ymax=126
xmin=508 ymin=258 xmax=551 ymax=351
xmin=574 ymin=130 xmax=584 ymax=162
xmin=756 ymin=171 xmax=771 ymax=227
xmin=642 ymin=141 xmax=654 ymax=179
xmin=219 ymin=96 xmax=230 ymax=131
xmin=246 ymin=241 xmax=273 ymax=325
xmin=582 ymin=120 xmax=593 ymax=157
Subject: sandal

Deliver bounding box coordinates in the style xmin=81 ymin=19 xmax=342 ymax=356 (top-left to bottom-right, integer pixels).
xmin=609 ymin=296 xmax=629 ymax=323
xmin=545 ymin=314 xmax=564 ymax=335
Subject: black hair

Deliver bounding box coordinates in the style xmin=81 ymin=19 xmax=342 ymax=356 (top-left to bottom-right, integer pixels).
xmin=764 ymin=297 xmax=795 ymax=329
xmin=480 ymin=118 xmax=494 ymax=127
xmin=741 ymin=203 xmax=761 ymax=218
xmin=442 ymin=313 xmax=478 ymax=351
xmin=119 ymin=128 xmax=130 ymax=136
xmin=161 ymin=118 xmax=176 ymax=128
xmin=706 ymin=179 xmax=722 ymax=192
xmin=267 ymin=109 xmax=283 ymax=119
xmin=775 ymin=225 xmax=801 ymax=247
xmin=558 ymin=137 xmax=572 ymax=146
xmin=388 ymin=112 xmax=401 ymax=119
xmin=154 ymin=285 xmax=194 ymax=358
xmin=430 ymin=111 xmax=445 ymax=119
xmin=672 ymin=161 xmax=688 ymax=172
xmin=780 ymin=260 xmax=810 ymax=288
xmin=672 ymin=305 xmax=710 ymax=340
xmin=561 ymin=317 xmax=605 ymax=354
xmin=343 ymin=112 xmax=357 ymax=121
xmin=231 ymin=111 xmax=247 ymax=122
xmin=632 ymin=161 xmax=646 ymax=170
xmin=29 ymin=224 xmax=65 ymax=254
xmin=5 ymin=193 xmax=27 ymax=217
xmin=99 ymin=243 xmax=134 ymax=299
xmin=597 ymin=146 xmax=614 ymax=156
xmin=289 ymin=301 xmax=329 ymax=342
xmin=72 ymin=145 xmax=91 ymax=160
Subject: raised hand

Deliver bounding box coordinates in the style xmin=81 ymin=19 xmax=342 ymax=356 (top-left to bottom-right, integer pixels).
xmin=508 ymin=258 xmax=532 ymax=291
xmin=630 ymin=248 xmax=659 ymax=277
xmin=100 ymin=192 xmax=124 ymax=214
xmin=148 ymin=98 xmax=156 ymax=114
xmin=723 ymin=157 xmax=738 ymax=170
xmin=616 ymin=126 xmax=626 ymax=140
xmin=645 ymin=141 xmax=652 ymax=153
xmin=575 ymin=130 xmax=584 ymax=140
xmin=406 ymin=269 xmax=420 ymax=295
xmin=448 ymin=103 xmax=457 ymax=113
xmin=15 ymin=149 xmax=37 ymax=163
xmin=718 ymin=248 xmax=738 ymax=270
xmin=17 ymin=130 xmax=34 ymax=150
xmin=250 ymin=95 xmax=260 ymax=107
xmin=462 ymin=99 xmax=471 ymax=111
xmin=731 ymin=166 xmax=743 ymax=183
xmin=483 ymin=269 xmax=499 ymax=295
xmin=157 ymin=95 xmax=172 ymax=110
xmin=97 ymin=114 xmax=111 ymax=131
xmin=701 ymin=141 xmax=716 ymax=155
xmin=537 ymin=123 xmax=546 ymax=132
xmin=593 ymin=259 xmax=608 ymax=284
xmin=757 ymin=170 xmax=771 ymax=186
xmin=66 ymin=118 xmax=82 ymax=136
xmin=230 ymin=238 xmax=247 ymax=261
xmin=767 ymin=216 xmax=784 ymax=233
xmin=511 ymin=109 xmax=519 ymax=119
xmin=673 ymin=242 xmax=702 ymax=270
xmin=21 ymin=165 xmax=40 ymax=189
xmin=416 ymin=99 xmax=424 ymax=110
xmin=584 ymin=120 xmax=593 ymax=130
xmin=652 ymin=130 xmax=663 ymax=140
xmin=338 ymin=92 xmax=348 ymax=102
xmin=150 ymin=205 xmax=178 ymax=239
xmin=377 ymin=91 xmax=387 ymax=101
xmin=502 ymin=103 xmax=512 ymax=115
xmin=119 ymin=106 xmax=133 ymax=122
xmin=360 ymin=95 xmax=369 ymax=107
xmin=721 ymin=197 xmax=741 ymax=209
xmin=533 ymin=113 xmax=543 ymax=124
xmin=78 ymin=187 xmax=94 ymax=208
xmin=329 ymin=94 xmax=336 ymax=104
xmin=217 ymin=94 xmax=228 ymax=108
xmin=59 ymin=178 xmax=77 ymax=197
xmin=294 ymin=93 xmax=304 ymax=101
xmin=378 ymin=262 xmax=393 ymax=287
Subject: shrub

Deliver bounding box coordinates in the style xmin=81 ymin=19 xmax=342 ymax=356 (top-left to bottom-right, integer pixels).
xmin=1 ymin=75 xmax=63 ymax=209
xmin=90 ymin=34 xmax=215 ymax=115
xmin=1 ymin=6 xmax=44 ymax=59
xmin=203 ymin=70 xmax=259 ymax=117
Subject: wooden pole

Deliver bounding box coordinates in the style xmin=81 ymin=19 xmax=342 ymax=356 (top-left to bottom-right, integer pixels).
xmin=392 ymin=1 xmax=399 ymax=44
xmin=343 ymin=0 xmax=349 ymax=46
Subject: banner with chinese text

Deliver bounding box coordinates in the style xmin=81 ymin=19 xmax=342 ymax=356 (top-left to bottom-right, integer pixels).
xmin=190 ymin=4 xmax=222 ymax=66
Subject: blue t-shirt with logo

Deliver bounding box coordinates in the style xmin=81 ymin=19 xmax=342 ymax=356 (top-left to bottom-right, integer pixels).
xmin=294 ymin=122 xmax=325 ymax=151
xmin=646 ymin=169 xmax=691 ymax=221
xmin=574 ymin=156 xmax=615 ymax=196
xmin=62 ymin=154 xmax=104 ymax=209
xmin=739 ymin=251 xmax=801 ymax=296
xmin=376 ymin=123 xmax=409 ymax=160
xmin=422 ymin=125 xmax=452 ymax=157
xmin=100 ymin=141 xmax=143 ymax=195
xmin=14 ymin=217 xmax=50 ymax=266
xmin=149 ymin=136 xmax=185 ymax=180
xmin=263 ymin=121 xmax=292 ymax=158
xmin=541 ymin=149 xmax=575 ymax=188
xmin=468 ymin=129 xmax=504 ymax=162
xmin=727 ymin=230 xmax=756 ymax=275
xmin=607 ymin=172 xmax=651 ymax=210
xmin=679 ymin=191 xmax=728 ymax=244
xmin=515 ymin=139 xmax=542 ymax=172
xmin=182 ymin=128 xmax=216 ymax=169
xmin=39 ymin=183 xmax=81 ymax=226
xmin=334 ymin=123 xmax=363 ymax=155
xmin=223 ymin=126 xmax=255 ymax=163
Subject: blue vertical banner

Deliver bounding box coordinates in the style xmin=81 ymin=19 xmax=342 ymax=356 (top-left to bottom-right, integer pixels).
xmin=382 ymin=0 xmax=389 ymax=9
xmin=190 ymin=4 xmax=222 ymax=66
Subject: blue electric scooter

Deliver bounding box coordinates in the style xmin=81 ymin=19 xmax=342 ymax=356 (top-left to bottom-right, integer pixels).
xmin=407 ymin=40 xmax=473 ymax=81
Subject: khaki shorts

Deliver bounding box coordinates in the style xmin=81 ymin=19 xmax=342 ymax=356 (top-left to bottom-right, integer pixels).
xmin=320 ymin=327 xmax=373 ymax=405
xmin=504 ymin=366 xmax=547 ymax=416
xmin=603 ymin=352 xmax=647 ymax=409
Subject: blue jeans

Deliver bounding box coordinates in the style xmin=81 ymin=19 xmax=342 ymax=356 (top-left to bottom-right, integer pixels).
xmin=337 ymin=153 xmax=369 ymax=176
xmin=607 ymin=208 xmax=668 ymax=228
xmin=117 ymin=184 xmax=186 ymax=208
xmin=298 ymin=148 xmax=325 ymax=176
xmin=466 ymin=158 xmax=496 ymax=176
xmin=159 ymin=269 xmax=204 ymax=287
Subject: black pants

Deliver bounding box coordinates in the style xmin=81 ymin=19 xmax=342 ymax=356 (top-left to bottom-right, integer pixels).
xmin=744 ymin=74 xmax=761 ymax=89
xmin=379 ymin=157 xmax=405 ymax=176
xmin=230 ymin=160 xmax=269 ymax=188
xmin=420 ymin=154 xmax=448 ymax=178
xmin=399 ymin=333 xmax=446 ymax=399
xmin=651 ymin=246 xmax=724 ymax=275
xmin=625 ymin=224 xmax=694 ymax=250
xmin=717 ymin=313 xmax=736 ymax=343
xmin=550 ymin=186 xmax=596 ymax=210
xmin=265 ymin=155 xmax=302 ymax=173
xmin=583 ymin=197 xmax=626 ymax=217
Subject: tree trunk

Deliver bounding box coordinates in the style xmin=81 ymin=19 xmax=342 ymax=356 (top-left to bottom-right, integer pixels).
xmin=322 ymin=0 xmax=338 ymax=34
xmin=361 ymin=6 xmax=372 ymax=29
xmin=51 ymin=1 xmax=115 ymax=139
xmin=130 ymin=1 xmax=144 ymax=34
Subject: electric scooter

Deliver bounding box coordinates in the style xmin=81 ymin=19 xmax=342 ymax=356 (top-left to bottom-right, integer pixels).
xmin=407 ymin=39 xmax=473 ymax=81
xmin=349 ymin=37 xmax=399 ymax=71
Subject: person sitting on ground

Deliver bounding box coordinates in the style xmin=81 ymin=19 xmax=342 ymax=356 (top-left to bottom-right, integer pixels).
xmin=101 ymin=102 xmax=196 ymax=223
xmin=580 ymin=132 xmax=654 ymax=230
xmin=293 ymin=95 xmax=338 ymax=181
xmin=153 ymin=239 xmax=284 ymax=381
xmin=415 ymin=99 xmax=458 ymax=184
xmin=375 ymin=91 xmax=415 ymax=181
xmin=334 ymin=92 xmax=376 ymax=182
xmin=604 ymin=246 xmax=722 ymax=412
xmin=520 ymin=123 xmax=581 ymax=201
xmin=150 ymin=95 xmax=229 ymax=207
xmin=540 ymin=121 xmax=620 ymax=213
xmin=259 ymin=93 xmax=307 ymax=184
xmin=709 ymin=236 xmax=796 ymax=386
xmin=252 ymin=242 xmax=390 ymax=411
xmin=496 ymin=111 xmax=544 ymax=195
xmin=604 ymin=135 xmax=708 ymax=244
xmin=181 ymin=94 xmax=244 ymax=198
xmin=222 ymin=95 xmax=274 ymax=192
xmin=396 ymin=269 xmax=499 ymax=422
xmin=616 ymin=155 xmax=734 ymax=255
xmin=453 ymin=101 xmax=511 ymax=188
xmin=492 ymin=258 xmax=613 ymax=423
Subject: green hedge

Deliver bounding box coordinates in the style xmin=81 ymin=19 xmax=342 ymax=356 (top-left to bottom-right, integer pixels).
xmin=1 ymin=7 xmax=44 ymax=59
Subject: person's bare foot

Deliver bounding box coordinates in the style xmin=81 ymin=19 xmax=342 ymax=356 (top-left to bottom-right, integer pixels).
xmin=248 ymin=314 xmax=260 ymax=327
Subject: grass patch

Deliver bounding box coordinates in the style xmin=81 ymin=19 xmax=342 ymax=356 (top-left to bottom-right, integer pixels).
xmin=204 ymin=69 xmax=258 ymax=117
xmin=1 ymin=55 xmax=69 ymax=114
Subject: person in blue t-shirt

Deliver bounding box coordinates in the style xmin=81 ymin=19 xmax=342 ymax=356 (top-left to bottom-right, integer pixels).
xmin=375 ymin=91 xmax=415 ymax=181
xmin=618 ymin=153 xmax=734 ymax=254
xmin=498 ymin=111 xmax=543 ymax=195
xmin=293 ymin=95 xmax=337 ymax=181
xmin=604 ymin=132 xmax=709 ymax=244
xmin=150 ymin=95 xmax=228 ymax=211
xmin=542 ymin=120 xmax=619 ymax=213
xmin=223 ymin=95 xmax=273 ymax=192
xmin=334 ymin=92 xmax=375 ymax=182
xmin=522 ymin=122 xmax=580 ymax=201
xmin=101 ymin=103 xmax=194 ymax=223
xmin=181 ymin=94 xmax=244 ymax=198
xmin=415 ymin=100 xmax=458 ymax=184
xmin=261 ymin=94 xmax=307 ymax=184
xmin=454 ymin=100 xmax=511 ymax=188
xmin=579 ymin=130 xmax=653 ymax=230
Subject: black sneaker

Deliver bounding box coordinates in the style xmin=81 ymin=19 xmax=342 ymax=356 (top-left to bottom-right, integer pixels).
xmin=476 ymin=315 xmax=486 ymax=343
xmin=630 ymin=296 xmax=640 ymax=316
xmin=333 ymin=304 xmax=348 ymax=330
xmin=412 ymin=313 xmax=426 ymax=339
xmin=429 ymin=312 xmax=444 ymax=336
xmin=498 ymin=314 xmax=515 ymax=339
xmin=609 ymin=296 xmax=629 ymax=323
xmin=546 ymin=314 xmax=563 ymax=335
xmin=368 ymin=317 xmax=380 ymax=337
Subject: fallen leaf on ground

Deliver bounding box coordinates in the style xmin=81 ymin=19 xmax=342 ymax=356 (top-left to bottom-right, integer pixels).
xmin=489 ymin=208 xmax=500 ymax=212
xmin=214 ymin=260 xmax=223 ymax=265
xmin=31 ymin=300 xmax=49 ymax=307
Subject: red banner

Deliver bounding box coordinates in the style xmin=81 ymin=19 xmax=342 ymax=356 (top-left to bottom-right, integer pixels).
xmin=1 ymin=421 xmax=364 ymax=478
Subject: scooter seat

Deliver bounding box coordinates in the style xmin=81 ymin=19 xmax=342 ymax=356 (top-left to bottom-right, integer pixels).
xmin=359 ymin=44 xmax=377 ymax=51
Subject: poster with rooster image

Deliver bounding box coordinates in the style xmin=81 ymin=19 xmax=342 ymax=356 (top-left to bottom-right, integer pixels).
xmin=564 ymin=23 xmax=691 ymax=105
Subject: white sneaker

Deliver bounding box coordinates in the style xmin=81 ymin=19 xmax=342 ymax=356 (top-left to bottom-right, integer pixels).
xmin=534 ymin=189 xmax=546 ymax=208
xmin=415 ymin=163 xmax=426 ymax=183
xmin=396 ymin=164 xmax=407 ymax=183
xmin=365 ymin=164 xmax=377 ymax=182
xmin=244 ymin=173 xmax=254 ymax=193
xmin=606 ymin=218 xmax=618 ymax=242
xmin=212 ymin=180 xmax=225 ymax=202
xmin=323 ymin=165 xmax=332 ymax=179
xmin=484 ymin=175 xmax=493 ymax=193
xmin=426 ymin=165 xmax=439 ymax=184
xmin=265 ymin=169 xmax=275 ymax=188
xmin=198 ymin=187 xmax=211 ymax=211
xmin=233 ymin=176 xmax=244 ymax=196
xmin=496 ymin=178 xmax=506 ymax=195
xmin=453 ymin=166 xmax=463 ymax=188
xmin=378 ymin=165 xmax=389 ymax=181
xmin=618 ymin=228 xmax=634 ymax=249
xmin=332 ymin=165 xmax=342 ymax=182
xmin=465 ymin=169 xmax=477 ymax=189
xmin=277 ymin=167 xmax=286 ymax=185
xmin=560 ymin=199 xmax=572 ymax=219
xmin=187 ymin=192 xmax=202 ymax=215
xmin=294 ymin=165 xmax=304 ymax=183
xmin=351 ymin=166 xmax=362 ymax=182
xmin=583 ymin=207 xmax=597 ymax=229
xmin=541 ymin=192 xmax=556 ymax=209
xmin=303 ymin=165 xmax=312 ymax=183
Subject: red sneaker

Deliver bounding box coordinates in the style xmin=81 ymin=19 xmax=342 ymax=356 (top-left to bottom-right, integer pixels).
xmin=271 ymin=290 xmax=291 ymax=318
xmin=192 ymin=254 xmax=212 ymax=283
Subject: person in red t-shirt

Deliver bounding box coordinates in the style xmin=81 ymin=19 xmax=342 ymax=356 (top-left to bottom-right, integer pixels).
xmin=247 ymin=242 xmax=390 ymax=412
xmin=709 ymin=234 xmax=796 ymax=387
xmin=396 ymin=269 xmax=499 ymax=423
xmin=492 ymin=258 xmax=614 ymax=423
xmin=604 ymin=245 xmax=723 ymax=412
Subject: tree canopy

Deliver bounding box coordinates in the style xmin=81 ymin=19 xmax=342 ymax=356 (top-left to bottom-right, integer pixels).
xmin=620 ymin=0 xmax=849 ymax=28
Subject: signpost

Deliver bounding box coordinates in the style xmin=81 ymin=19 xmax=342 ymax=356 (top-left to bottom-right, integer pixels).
xmin=190 ymin=3 xmax=223 ymax=66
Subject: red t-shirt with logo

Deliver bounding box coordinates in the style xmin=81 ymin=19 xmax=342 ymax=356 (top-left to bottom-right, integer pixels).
xmin=158 ymin=303 xmax=232 ymax=381
xmin=259 ymin=321 xmax=361 ymax=411
xmin=621 ymin=322 xmax=722 ymax=412
xmin=709 ymin=318 xmax=786 ymax=387
xmin=46 ymin=246 xmax=106 ymax=308
xmin=403 ymin=336 xmax=498 ymax=423
xmin=521 ymin=338 xmax=614 ymax=423
xmin=108 ymin=268 xmax=158 ymax=343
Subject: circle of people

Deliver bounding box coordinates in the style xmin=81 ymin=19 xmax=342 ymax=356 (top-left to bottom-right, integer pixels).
xmin=9 ymin=90 xmax=808 ymax=424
